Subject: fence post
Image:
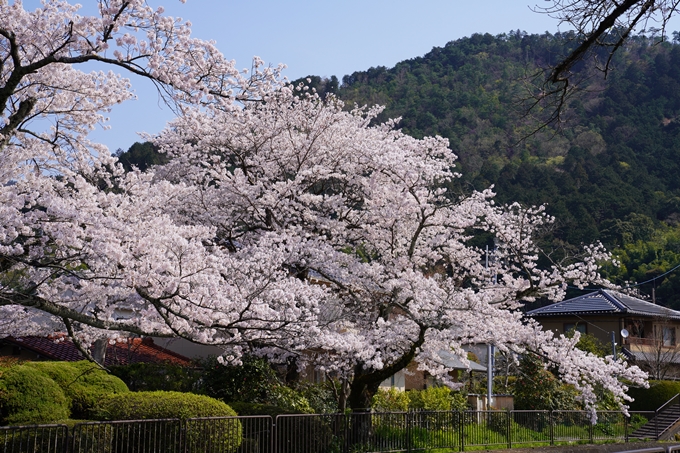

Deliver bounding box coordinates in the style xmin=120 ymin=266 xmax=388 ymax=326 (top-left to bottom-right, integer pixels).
xmin=459 ymin=411 xmax=465 ymax=452
xmin=589 ymin=414 xmax=594 ymax=444
xmin=343 ymin=412 xmax=349 ymax=453
xmin=549 ymin=411 xmax=554 ymax=446
xmin=272 ymin=417 xmax=277 ymax=453
xmin=625 ymin=414 xmax=629 ymax=443
xmin=406 ymin=411 xmax=411 ymax=453
xmin=655 ymin=409 xmax=659 ymax=441
xmin=507 ymin=410 xmax=511 ymax=449
xmin=181 ymin=419 xmax=187 ymax=453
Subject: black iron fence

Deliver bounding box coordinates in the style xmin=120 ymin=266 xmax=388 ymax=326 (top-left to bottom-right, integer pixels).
xmin=0 ymin=410 xmax=663 ymax=453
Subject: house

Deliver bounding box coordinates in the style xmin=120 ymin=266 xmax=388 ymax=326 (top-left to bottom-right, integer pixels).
xmin=379 ymin=349 xmax=487 ymax=391
xmin=0 ymin=335 xmax=193 ymax=367
xmin=526 ymin=289 xmax=680 ymax=379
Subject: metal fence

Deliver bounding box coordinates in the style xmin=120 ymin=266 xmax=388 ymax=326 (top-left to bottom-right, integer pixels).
xmin=0 ymin=410 xmax=663 ymax=453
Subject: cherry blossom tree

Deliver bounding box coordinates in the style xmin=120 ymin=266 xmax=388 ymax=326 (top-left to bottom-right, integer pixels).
xmin=153 ymin=86 xmax=647 ymax=412
xmin=0 ymin=0 xmax=647 ymax=413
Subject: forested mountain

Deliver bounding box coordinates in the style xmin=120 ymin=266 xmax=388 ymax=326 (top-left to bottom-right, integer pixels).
xmin=300 ymin=31 xmax=680 ymax=308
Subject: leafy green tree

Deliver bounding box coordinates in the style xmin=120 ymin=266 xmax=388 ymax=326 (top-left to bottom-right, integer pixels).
xmin=196 ymin=356 xmax=315 ymax=414
xmin=513 ymin=354 xmax=579 ymax=411
xmin=197 ymin=355 xmax=281 ymax=404
xmin=114 ymin=141 xmax=169 ymax=172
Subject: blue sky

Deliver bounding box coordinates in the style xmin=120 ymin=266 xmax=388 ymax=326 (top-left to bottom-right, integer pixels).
xmin=24 ymin=0 xmax=676 ymax=152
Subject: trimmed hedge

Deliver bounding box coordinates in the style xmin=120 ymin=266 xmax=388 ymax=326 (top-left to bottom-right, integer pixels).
xmin=96 ymin=391 xmax=241 ymax=453
xmin=24 ymin=361 xmax=128 ymax=419
xmin=628 ymin=381 xmax=680 ymax=411
xmin=0 ymin=364 xmax=70 ymax=425
xmin=96 ymin=390 xmax=238 ymax=420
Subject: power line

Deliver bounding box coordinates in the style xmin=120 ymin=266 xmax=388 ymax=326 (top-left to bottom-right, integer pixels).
xmin=621 ymin=261 xmax=680 ymax=289
xmin=567 ymin=261 xmax=680 ymax=292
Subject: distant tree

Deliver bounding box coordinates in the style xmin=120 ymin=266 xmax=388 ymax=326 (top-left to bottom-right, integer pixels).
xmin=513 ymin=354 xmax=579 ymax=411
xmin=290 ymin=75 xmax=338 ymax=99
xmin=114 ymin=142 xmax=169 ymax=172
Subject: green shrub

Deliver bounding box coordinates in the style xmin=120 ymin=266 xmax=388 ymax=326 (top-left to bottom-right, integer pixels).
xmin=230 ymin=401 xmax=307 ymax=417
xmin=197 ymin=356 xmax=325 ymax=414
xmin=512 ymin=354 xmax=579 ymax=411
xmin=96 ymin=391 xmax=241 ymax=453
xmin=96 ymin=390 xmax=237 ymax=420
xmin=197 ymin=355 xmax=280 ymax=404
xmin=24 ymin=361 xmax=128 ymax=419
xmin=0 ymin=364 xmax=70 ymax=425
xmin=291 ymin=381 xmax=339 ymax=414
xmin=628 ymin=380 xmax=680 ymax=411
xmin=110 ymin=362 xmax=200 ymax=392
xmin=269 ymin=386 xmax=314 ymax=414
xmin=371 ymin=388 xmax=409 ymax=412
xmin=408 ymin=386 xmax=463 ymax=411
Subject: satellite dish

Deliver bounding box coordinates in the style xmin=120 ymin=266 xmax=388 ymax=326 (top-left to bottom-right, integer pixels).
xmin=621 ymin=328 xmax=629 ymax=338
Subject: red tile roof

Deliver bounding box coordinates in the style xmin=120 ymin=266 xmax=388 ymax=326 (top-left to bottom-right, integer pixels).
xmin=2 ymin=336 xmax=193 ymax=367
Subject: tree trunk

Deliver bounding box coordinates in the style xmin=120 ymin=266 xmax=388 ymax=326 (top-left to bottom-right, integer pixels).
xmin=91 ymin=338 xmax=108 ymax=365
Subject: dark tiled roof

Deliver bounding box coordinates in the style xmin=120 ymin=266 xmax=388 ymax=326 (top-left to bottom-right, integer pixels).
xmin=526 ymin=289 xmax=680 ymax=320
xmin=3 ymin=336 xmax=192 ymax=367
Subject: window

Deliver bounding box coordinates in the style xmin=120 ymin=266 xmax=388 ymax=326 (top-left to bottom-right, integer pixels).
xmin=654 ymin=325 xmax=676 ymax=346
xmin=663 ymin=327 xmax=676 ymax=347
xmin=564 ymin=323 xmax=587 ymax=335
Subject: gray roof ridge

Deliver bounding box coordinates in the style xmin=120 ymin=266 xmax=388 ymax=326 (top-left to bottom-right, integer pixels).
xmin=599 ymin=289 xmax=629 ymax=312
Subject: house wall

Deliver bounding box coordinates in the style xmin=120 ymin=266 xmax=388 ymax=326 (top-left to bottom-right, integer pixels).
xmin=537 ymin=316 xmax=622 ymax=346
xmin=379 ymin=369 xmax=406 ymax=391
xmin=468 ymin=394 xmax=514 ymax=411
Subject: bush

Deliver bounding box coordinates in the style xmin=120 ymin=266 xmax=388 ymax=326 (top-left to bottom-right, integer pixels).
xmin=230 ymin=402 xmax=295 ymax=417
xmin=408 ymin=387 xmax=465 ymax=411
xmin=96 ymin=390 xmax=237 ymax=420
xmin=95 ymin=391 xmax=241 ymax=453
xmin=197 ymin=355 xmax=280 ymax=404
xmin=0 ymin=364 xmax=70 ymax=425
xmin=269 ymin=386 xmax=314 ymax=414
xmin=24 ymin=361 xmax=128 ymax=419
xmin=110 ymin=362 xmax=200 ymax=392
xmin=628 ymin=380 xmax=680 ymax=411
xmin=372 ymin=388 xmax=409 ymax=412
xmin=291 ymin=381 xmax=339 ymax=414
xmin=512 ymin=354 xmax=579 ymax=411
